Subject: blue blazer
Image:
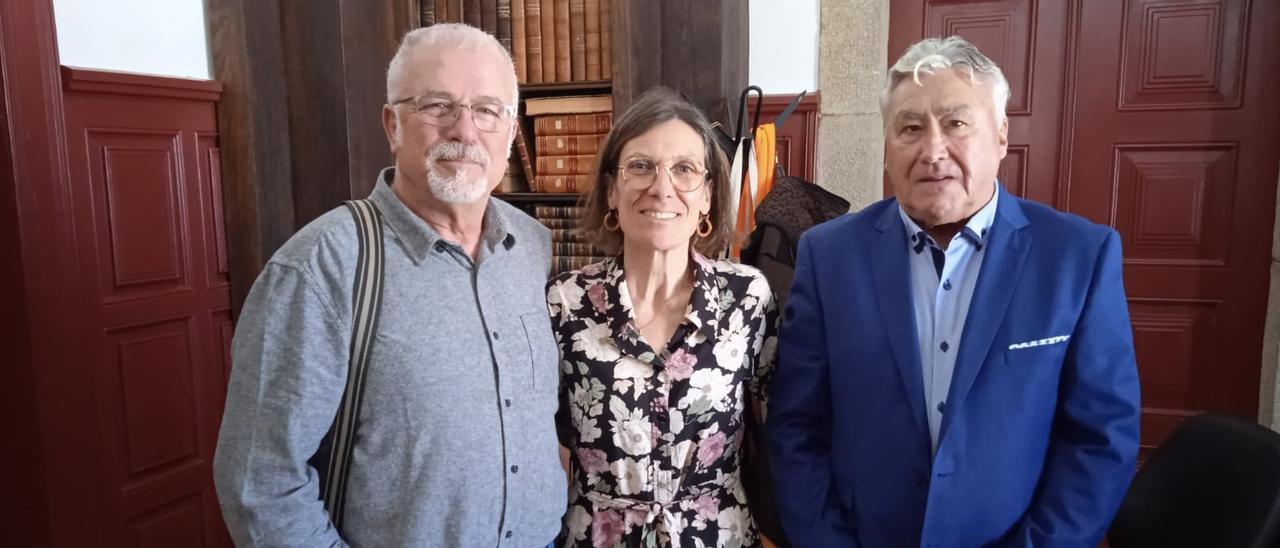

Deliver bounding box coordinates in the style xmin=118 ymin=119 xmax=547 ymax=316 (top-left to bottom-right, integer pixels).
xmin=768 ymin=186 xmax=1141 ymax=547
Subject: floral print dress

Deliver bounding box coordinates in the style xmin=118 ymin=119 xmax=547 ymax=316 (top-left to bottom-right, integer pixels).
xmin=546 ymin=253 xmax=777 ymax=548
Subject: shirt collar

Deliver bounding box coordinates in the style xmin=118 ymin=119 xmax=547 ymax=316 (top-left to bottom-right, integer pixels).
xmin=897 ymin=184 xmax=1000 ymax=254
xmin=598 ymin=250 xmax=720 ymax=363
xmin=368 ymin=167 xmax=517 ymax=264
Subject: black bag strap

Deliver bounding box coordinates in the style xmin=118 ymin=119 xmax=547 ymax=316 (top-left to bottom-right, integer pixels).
xmin=317 ymin=198 xmax=386 ymax=529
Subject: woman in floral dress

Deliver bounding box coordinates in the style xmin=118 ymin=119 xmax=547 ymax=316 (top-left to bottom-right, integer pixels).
xmin=546 ymin=87 xmax=778 ymax=547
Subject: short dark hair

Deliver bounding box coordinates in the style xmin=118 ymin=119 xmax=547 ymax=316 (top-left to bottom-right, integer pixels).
xmin=578 ymin=86 xmax=734 ymax=257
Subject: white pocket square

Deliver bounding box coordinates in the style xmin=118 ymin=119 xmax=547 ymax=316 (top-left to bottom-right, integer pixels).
xmin=1008 ymin=335 xmax=1070 ymax=350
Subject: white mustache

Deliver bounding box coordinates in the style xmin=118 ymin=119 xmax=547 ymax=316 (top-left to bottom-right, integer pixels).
xmin=428 ymin=141 xmax=489 ymax=167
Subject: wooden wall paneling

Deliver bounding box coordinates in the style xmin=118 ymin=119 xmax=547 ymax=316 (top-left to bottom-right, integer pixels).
xmin=215 ymin=0 xmax=404 ymax=313
xmin=60 ymin=67 xmax=231 ymax=546
xmin=748 ymin=92 xmax=821 ymax=183
xmin=336 ymin=0 xmax=402 ymax=200
xmin=657 ymin=0 xmax=748 ymax=127
xmin=610 ymin=0 xmax=661 ymax=114
xmin=279 ymin=0 xmax=400 ymax=225
xmin=280 ymin=0 xmax=356 ymax=227
xmin=610 ymin=0 xmax=748 ymax=130
xmin=0 ymin=0 xmax=101 ymax=545
xmin=393 ymin=0 xmax=422 ymax=33
xmin=208 ymin=0 xmax=297 ymax=317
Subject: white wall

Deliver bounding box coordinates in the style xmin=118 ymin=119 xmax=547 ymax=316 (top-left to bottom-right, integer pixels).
xmin=749 ymin=0 xmax=820 ymax=94
xmin=52 ymin=0 xmax=210 ymax=80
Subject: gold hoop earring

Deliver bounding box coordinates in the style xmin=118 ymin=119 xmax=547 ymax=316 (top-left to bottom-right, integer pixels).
xmin=696 ymin=213 xmax=713 ymax=238
xmin=603 ymin=209 xmax=620 ymax=232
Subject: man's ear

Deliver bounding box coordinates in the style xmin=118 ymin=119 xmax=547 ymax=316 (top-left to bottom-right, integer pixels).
xmin=382 ymin=105 xmax=399 ymax=153
xmin=997 ymin=116 xmax=1009 ymax=160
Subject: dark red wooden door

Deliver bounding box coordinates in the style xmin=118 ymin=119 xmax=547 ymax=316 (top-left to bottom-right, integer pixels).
xmin=890 ymin=0 xmax=1280 ymax=457
xmin=61 ymin=68 xmax=234 ymax=547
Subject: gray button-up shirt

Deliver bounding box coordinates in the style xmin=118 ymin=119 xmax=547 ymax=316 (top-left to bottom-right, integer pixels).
xmin=214 ymin=168 xmax=566 ymax=547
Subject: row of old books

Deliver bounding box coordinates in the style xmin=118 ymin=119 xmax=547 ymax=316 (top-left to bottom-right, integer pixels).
xmin=534 ymin=205 xmax=610 ymax=275
xmin=524 ymin=94 xmax=612 ymax=192
xmin=420 ymin=0 xmax=611 ymax=84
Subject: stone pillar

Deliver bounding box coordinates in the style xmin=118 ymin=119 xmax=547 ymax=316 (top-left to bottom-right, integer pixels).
xmin=1262 ymin=168 xmax=1280 ymax=431
xmin=816 ymin=0 xmax=890 ymax=209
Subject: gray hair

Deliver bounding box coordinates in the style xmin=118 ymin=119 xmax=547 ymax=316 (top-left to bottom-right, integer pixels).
xmin=880 ymin=36 xmax=1010 ymax=123
xmin=385 ymin=23 xmax=518 ymax=104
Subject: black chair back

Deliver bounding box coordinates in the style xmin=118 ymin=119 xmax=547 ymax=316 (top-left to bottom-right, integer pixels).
xmin=1109 ymin=413 xmax=1280 ymax=548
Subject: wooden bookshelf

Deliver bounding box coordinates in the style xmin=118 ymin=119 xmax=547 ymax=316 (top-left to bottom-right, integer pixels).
xmin=519 ymin=80 xmax=612 ymax=95
xmin=495 ymin=192 xmax=583 ymax=205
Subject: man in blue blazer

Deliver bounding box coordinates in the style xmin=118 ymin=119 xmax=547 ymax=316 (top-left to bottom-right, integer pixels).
xmin=768 ymin=36 xmax=1141 ymax=547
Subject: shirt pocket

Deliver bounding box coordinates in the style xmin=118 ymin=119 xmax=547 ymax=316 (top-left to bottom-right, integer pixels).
xmin=520 ymin=311 xmax=559 ymax=393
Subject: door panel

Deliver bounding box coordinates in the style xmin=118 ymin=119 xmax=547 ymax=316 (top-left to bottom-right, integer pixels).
xmin=62 ymin=68 xmax=233 ymax=547
xmin=890 ymin=0 xmax=1280 ymax=458
xmin=1070 ymin=0 xmax=1279 ymax=455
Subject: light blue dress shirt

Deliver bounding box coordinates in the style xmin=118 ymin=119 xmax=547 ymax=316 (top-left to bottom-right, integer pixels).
xmin=897 ymin=189 xmax=999 ymax=454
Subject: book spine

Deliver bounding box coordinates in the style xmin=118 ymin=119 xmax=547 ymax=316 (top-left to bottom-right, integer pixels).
xmin=550 ymin=228 xmax=592 ymax=242
xmin=534 ymin=205 xmax=586 ymax=218
xmin=510 ymin=0 xmax=526 ymax=81
xmin=540 ymin=0 xmax=556 ymax=81
xmin=513 ymin=123 xmax=538 ymax=187
xmin=533 ymin=113 xmax=613 ymax=136
xmin=537 ymin=217 xmax=577 ymax=229
xmin=553 ymin=0 xmax=571 ymax=81
xmin=536 ymin=153 xmax=597 ymax=176
xmin=463 ymin=0 xmax=481 ymax=27
xmin=536 ymin=133 xmax=606 ymax=155
xmin=552 ymin=241 xmax=606 ymax=256
xmin=599 ymin=0 xmax=611 ymax=78
xmin=584 ymin=0 xmax=601 ymax=80
xmin=569 ymin=0 xmax=586 ymax=81
xmin=536 ymin=174 xmax=593 ymax=193
xmin=497 ymin=0 xmax=512 ymax=52
xmin=421 ymin=0 xmax=436 ymax=25
xmin=525 ymin=0 xmax=543 ymax=83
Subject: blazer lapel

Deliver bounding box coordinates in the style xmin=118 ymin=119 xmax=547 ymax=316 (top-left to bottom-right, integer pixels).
xmin=940 ymin=187 xmax=1032 ymax=441
xmin=871 ymin=205 xmax=929 ymax=435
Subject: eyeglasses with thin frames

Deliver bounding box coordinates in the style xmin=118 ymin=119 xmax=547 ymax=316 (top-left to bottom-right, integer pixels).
xmin=390 ymin=96 xmax=517 ymax=133
xmin=615 ymin=156 xmax=709 ymax=193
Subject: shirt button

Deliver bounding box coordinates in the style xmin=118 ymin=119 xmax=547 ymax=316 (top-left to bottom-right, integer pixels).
xmin=940 ymin=341 xmax=950 ymax=352
xmin=942 ymin=280 xmax=952 ymax=291
xmin=937 ymin=401 xmax=947 ymax=414
xmin=505 ymin=530 xmax=513 ymax=539
xmin=504 ymin=399 xmax=512 ymax=408
xmin=510 ymin=465 xmax=519 ymax=473
xmin=433 ymin=241 xmax=447 ymax=253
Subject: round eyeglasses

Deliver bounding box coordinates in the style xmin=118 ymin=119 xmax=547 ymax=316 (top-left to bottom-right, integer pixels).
xmin=615 ymin=157 xmax=709 ymax=193
xmin=391 ymin=97 xmax=517 ymax=133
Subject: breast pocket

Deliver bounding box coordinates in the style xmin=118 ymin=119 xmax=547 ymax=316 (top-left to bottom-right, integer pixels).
xmin=520 ymin=311 xmax=559 ymax=393
xmin=1004 ymin=339 xmax=1070 ymax=366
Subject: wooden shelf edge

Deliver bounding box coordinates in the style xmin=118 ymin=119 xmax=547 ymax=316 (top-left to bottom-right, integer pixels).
xmin=519 ymin=80 xmax=612 ymax=94
xmin=495 ymin=192 xmax=586 ymax=204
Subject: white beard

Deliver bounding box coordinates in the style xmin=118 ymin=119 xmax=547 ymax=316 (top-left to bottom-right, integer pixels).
xmin=427 ymin=165 xmax=489 ymax=204
xmin=425 ymin=141 xmax=492 ymax=204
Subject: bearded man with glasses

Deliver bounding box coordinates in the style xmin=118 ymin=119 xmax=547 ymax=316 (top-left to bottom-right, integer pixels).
xmin=214 ymin=23 xmax=565 ymax=547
